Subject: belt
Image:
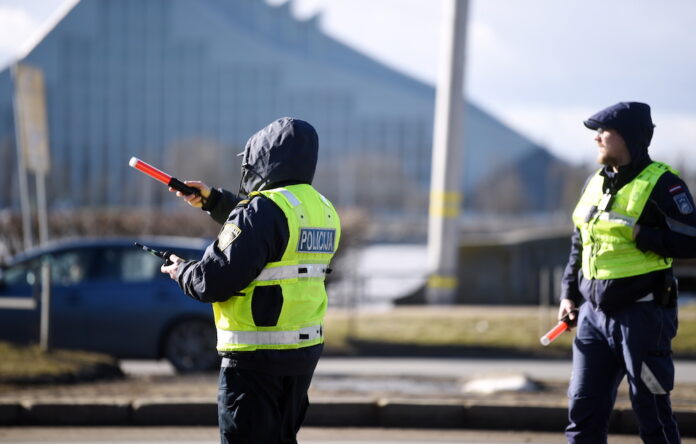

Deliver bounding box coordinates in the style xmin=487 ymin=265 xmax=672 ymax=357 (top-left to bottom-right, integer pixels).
xmin=636 ymin=293 xmax=654 ymax=302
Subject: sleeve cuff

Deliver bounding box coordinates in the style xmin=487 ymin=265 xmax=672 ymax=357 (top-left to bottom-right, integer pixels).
xmin=201 ymin=188 xmax=222 ymax=212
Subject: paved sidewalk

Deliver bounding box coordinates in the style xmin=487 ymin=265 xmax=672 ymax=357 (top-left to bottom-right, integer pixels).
xmin=1 ymin=359 xmax=695 ymax=437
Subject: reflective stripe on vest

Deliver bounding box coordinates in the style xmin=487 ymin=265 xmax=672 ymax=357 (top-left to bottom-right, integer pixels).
xmin=572 ymin=161 xmax=676 ymax=280
xmin=255 ymin=263 xmax=330 ymax=281
xmin=217 ymin=324 xmax=322 ymax=346
xmin=278 ymin=188 xmax=301 ymax=207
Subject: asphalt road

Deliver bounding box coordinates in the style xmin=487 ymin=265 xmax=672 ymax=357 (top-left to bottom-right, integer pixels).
xmin=4 ymin=427 xmax=694 ymax=444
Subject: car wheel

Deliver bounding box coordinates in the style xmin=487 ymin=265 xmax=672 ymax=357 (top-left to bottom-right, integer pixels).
xmin=162 ymin=318 xmax=218 ymax=373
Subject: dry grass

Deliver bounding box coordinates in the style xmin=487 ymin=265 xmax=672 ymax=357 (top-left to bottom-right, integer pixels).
xmin=0 ymin=342 xmax=121 ymax=383
xmin=324 ymin=304 xmax=696 ymax=356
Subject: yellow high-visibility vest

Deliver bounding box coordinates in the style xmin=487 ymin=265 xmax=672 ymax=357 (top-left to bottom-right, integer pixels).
xmin=213 ymin=184 xmax=341 ymax=352
xmin=572 ymin=161 xmax=676 ymax=280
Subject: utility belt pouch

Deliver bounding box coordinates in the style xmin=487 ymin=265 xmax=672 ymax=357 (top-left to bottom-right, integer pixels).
xmin=656 ymin=269 xmax=678 ymax=308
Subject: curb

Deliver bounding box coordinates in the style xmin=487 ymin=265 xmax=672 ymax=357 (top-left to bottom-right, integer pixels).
xmin=1 ymin=399 xmax=695 ymax=436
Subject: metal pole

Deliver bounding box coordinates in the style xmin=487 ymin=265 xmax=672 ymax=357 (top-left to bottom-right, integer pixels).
xmin=40 ymin=261 xmax=51 ymax=353
xmin=538 ymin=267 xmax=550 ymax=338
xmin=11 ymin=64 xmax=34 ymax=250
xmin=426 ymin=0 xmax=469 ymax=304
xmin=36 ymin=172 xmax=49 ymax=245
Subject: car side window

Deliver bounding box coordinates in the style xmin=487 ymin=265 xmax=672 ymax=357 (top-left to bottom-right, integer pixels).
xmin=121 ymin=249 xmax=161 ymax=281
xmin=97 ymin=248 xmax=161 ymax=282
xmin=3 ymin=259 xmax=39 ymax=287
xmin=49 ymin=249 xmax=94 ymax=286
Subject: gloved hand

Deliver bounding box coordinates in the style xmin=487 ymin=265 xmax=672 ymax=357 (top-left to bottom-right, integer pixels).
xmin=169 ymin=180 xmax=211 ymax=208
xmin=558 ymin=298 xmax=579 ymax=330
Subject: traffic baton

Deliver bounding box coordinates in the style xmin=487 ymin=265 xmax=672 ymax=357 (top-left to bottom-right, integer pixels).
xmin=129 ymin=157 xmax=207 ymax=204
xmin=539 ymin=321 xmax=568 ymax=346
xmin=539 ymin=310 xmax=577 ymax=346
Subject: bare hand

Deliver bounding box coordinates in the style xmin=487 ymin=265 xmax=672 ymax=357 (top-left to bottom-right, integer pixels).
xmin=168 ymin=181 xmax=211 ymax=208
xmin=161 ymin=254 xmax=185 ymax=280
xmin=558 ymin=298 xmax=577 ymax=331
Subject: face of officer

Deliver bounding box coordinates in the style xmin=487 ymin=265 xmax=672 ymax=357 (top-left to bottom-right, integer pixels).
xmin=595 ymin=127 xmax=631 ymax=171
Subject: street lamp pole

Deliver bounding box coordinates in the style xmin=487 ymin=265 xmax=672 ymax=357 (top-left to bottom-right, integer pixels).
xmin=426 ymin=0 xmax=469 ymax=304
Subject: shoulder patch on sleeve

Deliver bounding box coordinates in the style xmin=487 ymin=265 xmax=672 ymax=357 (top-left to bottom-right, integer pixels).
xmin=217 ymin=223 xmax=242 ymax=251
xmin=674 ymin=193 xmax=694 ymax=215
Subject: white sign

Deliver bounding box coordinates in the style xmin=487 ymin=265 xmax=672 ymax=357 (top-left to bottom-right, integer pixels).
xmin=13 ymin=63 xmax=51 ymax=174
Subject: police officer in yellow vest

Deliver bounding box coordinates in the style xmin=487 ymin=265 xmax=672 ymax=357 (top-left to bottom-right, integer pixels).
xmin=558 ymin=103 xmax=696 ymax=444
xmin=161 ymin=118 xmax=340 ymax=443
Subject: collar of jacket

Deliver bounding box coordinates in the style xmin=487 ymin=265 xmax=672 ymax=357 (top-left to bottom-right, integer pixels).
xmin=600 ymin=155 xmax=653 ymax=193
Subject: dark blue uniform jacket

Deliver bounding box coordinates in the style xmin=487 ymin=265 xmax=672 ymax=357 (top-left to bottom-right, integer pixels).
xmin=175 ymin=118 xmax=326 ymax=375
xmin=561 ymin=156 xmax=696 ymax=313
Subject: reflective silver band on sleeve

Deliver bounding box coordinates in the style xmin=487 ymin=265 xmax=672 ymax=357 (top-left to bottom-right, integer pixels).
xmin=664 ymin=215 xmax=696 ymax=237
xmin=217 ymin=325 xmax=322 ymax=346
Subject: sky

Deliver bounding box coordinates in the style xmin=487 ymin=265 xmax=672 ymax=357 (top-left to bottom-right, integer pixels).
xmin=1 ymin=0 xmax=695 ymax=170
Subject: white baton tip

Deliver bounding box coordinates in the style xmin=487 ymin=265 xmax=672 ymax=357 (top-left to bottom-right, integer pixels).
xmin=128 ymin=156 xmax=139 ymax=168
xmin=540 ymin=336 xmax=550 ymax=346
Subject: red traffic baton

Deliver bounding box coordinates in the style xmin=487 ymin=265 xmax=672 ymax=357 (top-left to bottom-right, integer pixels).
xmin=540 ymin=310 xmax=577 ymax=346
xmin=129 ymin=157 xmax=207 ymax=204
xmin=540 ymin=320 xmax=568 ymax=346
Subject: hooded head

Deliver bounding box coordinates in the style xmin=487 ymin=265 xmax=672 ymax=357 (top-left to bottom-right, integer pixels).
xmin=239 ymin=117 xmax=318 ymax=195
xmin=583 ymin=102 xmax=655 ymax=163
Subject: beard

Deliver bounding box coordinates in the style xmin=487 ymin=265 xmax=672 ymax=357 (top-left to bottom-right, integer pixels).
xmin=597 ymin=150 xmax=621 ymax=167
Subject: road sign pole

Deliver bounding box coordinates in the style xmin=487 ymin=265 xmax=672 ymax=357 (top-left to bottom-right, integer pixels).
xmin=36 ymin=172 xmax=49 ymax=245
xmin=40 ymin=261 xmax=51 ymax=352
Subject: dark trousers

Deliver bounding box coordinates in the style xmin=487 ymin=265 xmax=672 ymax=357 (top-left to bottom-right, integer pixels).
xmin=217 ymin=365 xmax=314 ymax=444
xmin=566 ymin=301 xmax=680 ymax=444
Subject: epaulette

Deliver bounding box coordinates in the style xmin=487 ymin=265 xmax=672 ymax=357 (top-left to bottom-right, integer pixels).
xmin=235 ymin=191 xmax=262 ymax=208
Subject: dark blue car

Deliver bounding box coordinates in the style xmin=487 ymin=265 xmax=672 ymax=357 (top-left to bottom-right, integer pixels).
xmin=0 ymin=236 xmax=218 ymax=372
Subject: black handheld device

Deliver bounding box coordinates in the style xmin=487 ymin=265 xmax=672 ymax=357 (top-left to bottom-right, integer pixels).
xmin=134 ymin=242 xmax=174 ymax=266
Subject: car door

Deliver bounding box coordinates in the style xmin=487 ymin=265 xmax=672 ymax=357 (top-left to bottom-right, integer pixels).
xmin=85 ymin=246 xmax=180 ymax=358
xmin=0 ymin=258 xmax=40 ymax=344
xmin=47 ymin=248 xmax=98 ymax=350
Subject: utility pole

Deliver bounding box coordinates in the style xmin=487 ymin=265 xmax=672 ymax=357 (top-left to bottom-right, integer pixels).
xmin=426 ymin=0 xmax=469 ymax=304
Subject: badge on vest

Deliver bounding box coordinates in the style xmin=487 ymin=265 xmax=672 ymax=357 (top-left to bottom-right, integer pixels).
xmin=674 ymin=193 xmax=694 ymax=215
xmin=217 ymin=223 xmax=242 ymax=251
xmin=297 ymin=228 xmax=335 ymax=253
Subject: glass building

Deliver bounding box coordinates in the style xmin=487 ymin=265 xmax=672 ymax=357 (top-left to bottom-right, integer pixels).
xmin=0 ymin=0 xmax=564 ymax=215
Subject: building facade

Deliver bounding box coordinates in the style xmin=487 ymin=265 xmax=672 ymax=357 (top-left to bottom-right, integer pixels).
xmin=0 ymin=0 xmax=565 ymax=215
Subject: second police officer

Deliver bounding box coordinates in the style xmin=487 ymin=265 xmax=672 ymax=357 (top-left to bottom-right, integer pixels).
xmin=558 ymin=102 xmax=696 ymax=443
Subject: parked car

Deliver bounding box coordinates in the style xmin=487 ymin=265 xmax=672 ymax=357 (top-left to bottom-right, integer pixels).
xmin=0 ymin=236 xmax=218 ymax=372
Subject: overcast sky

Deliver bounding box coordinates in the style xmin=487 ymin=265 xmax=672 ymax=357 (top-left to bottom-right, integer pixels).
xmin=2 ymin=0 xmax=695 ymax=169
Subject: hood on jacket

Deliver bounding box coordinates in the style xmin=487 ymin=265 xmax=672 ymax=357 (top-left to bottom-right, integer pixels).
xmin=239 ymin=117 xmax=318 ymax=195
xmin=583 ymin=102 xmax=655 ymax=164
